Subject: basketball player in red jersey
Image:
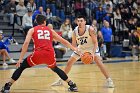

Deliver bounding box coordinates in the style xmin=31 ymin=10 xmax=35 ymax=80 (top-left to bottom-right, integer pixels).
xmin=1 ymin=14 xmax=79 ymax=92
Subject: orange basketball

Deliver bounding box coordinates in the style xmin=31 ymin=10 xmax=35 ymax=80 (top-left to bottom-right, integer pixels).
xmin=81 ymin=52 xmax=93 ymax=64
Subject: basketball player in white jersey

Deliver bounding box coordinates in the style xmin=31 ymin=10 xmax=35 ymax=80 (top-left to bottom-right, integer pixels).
xmin=52 ymin=15 xmax=114 ymax=88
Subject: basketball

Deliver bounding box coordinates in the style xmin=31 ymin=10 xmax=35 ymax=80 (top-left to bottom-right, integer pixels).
xmin=81 ymin=52 xmax=93 ymax=64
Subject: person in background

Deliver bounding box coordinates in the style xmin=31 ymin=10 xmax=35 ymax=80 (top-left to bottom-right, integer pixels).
xmin=113 ymin=8 xmax=122 ymax=32
xmin=95 ymin=5 xmax=106 ymax=29
xmin=22 ymin=9 xmax=33 ymax=35
xmin=126 ymin=18 xmax=137 ymax=34
xmin=97 ymin=31 xmax=107 ymax=60
xmin=46 ymin=7 xmax=52 ymax=24
xmin=105 ymin=0 xmax=113 ymax=13
xmin=26 ymin=0 xmax=36 ymax=12
xmin=16 ymin=0 xmax=27 ymax=25
xmin=103 ymin=13 xmax=111 ymax=25
xmin=32 ymin=6 xmax=46 ymax=25
xmin=0 ymin=31 xmax=16 ymax=67
xmin=74 ymin=0 xmax=85 ymax=17
xmin=60 ymin=18 xmax=73 ymax=42
xmin=101 ymin=20 xmax=112 ymax=58
xmin=48 ymin=24 xmax=66 ymax=58
xmin=91 ymin=19 xmax=98 ymax=32
xmin=129 ymin=29 xmax=140 ymax=59
xmin=4 ymin=0 xmax=16 ymax=25
xmin=91 ymin=19 xmax=106 ymax=60
xmin=71 ymin=18 xmax=77 ymax=30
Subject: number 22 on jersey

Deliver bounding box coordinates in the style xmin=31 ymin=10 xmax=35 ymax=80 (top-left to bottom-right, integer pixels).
xmin=37 ymin=30 xmax=50 ymax=40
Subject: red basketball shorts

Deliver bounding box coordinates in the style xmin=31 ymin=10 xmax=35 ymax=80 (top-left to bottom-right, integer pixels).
xmin=27 ymin=50 xmax=56 ymax=68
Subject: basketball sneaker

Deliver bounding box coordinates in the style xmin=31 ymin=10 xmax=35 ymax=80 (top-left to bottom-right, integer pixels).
xmin=68 ymin=81 xmax=78 ymax=92
xmin=51 ymin=79 xmax=63 ymax=86
xmin=3 ymin=63 xmax=8 ymax=67
xmin=9 ymin=58 xmax=16 ymax=63
xmin=1 ymin=83 xmax=11 ymax=93
xmin=106 ymin=78 xmax=115 ymax=88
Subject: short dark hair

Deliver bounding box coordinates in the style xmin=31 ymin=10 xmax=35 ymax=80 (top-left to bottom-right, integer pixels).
xmin=76 ymin=15 xmax=86 ymax=20
xmin=36 ymin=14 xmax=46 ymax=25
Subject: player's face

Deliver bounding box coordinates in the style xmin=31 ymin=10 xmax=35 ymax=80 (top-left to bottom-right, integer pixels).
xmin=77 ymin=18 xmax=86 ymax=28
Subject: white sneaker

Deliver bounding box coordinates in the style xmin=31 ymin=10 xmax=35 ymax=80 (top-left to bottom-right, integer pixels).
xmin=105 ymin=78 xmax=115 ymax=88
xmin=51 ymin=79 xmax=63 ymax=86
xmin=3 ymin=63 xmax=8 ymax=67
xmin=9 ymin=58 xmax=16 ymax=63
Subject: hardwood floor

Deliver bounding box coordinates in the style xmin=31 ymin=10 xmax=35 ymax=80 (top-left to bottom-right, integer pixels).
xmin=0 ymin=60 xmax=140 ymax=93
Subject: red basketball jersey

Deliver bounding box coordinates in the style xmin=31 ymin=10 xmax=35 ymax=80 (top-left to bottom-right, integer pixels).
xmin=32 ymin=25 xmax=53 ymax=50
xmin=27 ymin=25 xmax=56 ymax=68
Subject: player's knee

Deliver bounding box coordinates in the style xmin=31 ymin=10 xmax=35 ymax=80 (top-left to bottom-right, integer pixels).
xmin=94 ymin=56 xmax=102 ymax=64
xmin=20 ymin=58 xmax=30 ymax=69
xmin=95 ymin=55 xmax=102 ymax=60
xmin=51 ymin=66 xmax=57 ymax=72
xmin=67 ymin=59 xmax=75 ymax=67
xmin=51 ymin=66 xmax=63 ymax=74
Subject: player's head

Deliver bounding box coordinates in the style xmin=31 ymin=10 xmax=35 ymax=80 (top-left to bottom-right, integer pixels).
xmin=36 ymin=14 xmax=46 ymax=25
xmin=76 ymin=15 xmax=86 ymax=28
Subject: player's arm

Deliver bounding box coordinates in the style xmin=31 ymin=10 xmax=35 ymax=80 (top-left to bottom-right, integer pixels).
xmin=18 ymin=28 xmax=34 ymax=62
xmin=52 ymin=29 xmax=77 ymax=52
xmin=89 ymin=26 xmax=98 ymax=54
xmin=72 ymin=31 xmax=77 ymax=47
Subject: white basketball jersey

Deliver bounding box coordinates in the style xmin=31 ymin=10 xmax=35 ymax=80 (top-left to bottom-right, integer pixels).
xmin=74 ymin=25 xmax=94 ymax=50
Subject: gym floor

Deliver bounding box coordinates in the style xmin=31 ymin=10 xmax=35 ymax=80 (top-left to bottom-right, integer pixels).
xmin=0 ymin=58 xmax=140 ymax=93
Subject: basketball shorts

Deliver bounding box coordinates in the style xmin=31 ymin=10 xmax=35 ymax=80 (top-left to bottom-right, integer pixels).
xmin=27 ymin=50 xmax=56 ymax=68
xmin=71 ymin=47 xmax=100 ymax=60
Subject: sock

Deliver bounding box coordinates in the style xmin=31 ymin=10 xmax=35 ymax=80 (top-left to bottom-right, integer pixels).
xmin=68 ymin=80 xmax=75 ymax=86
xmin=7 ymin=82 xmax=12 ymax=87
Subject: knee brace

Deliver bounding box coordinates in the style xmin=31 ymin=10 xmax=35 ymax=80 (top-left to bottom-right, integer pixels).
xmin=51 ymin=66 xmax=68 ymax=81
xmin=11 ymin=58 xmax=30 ymax=81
